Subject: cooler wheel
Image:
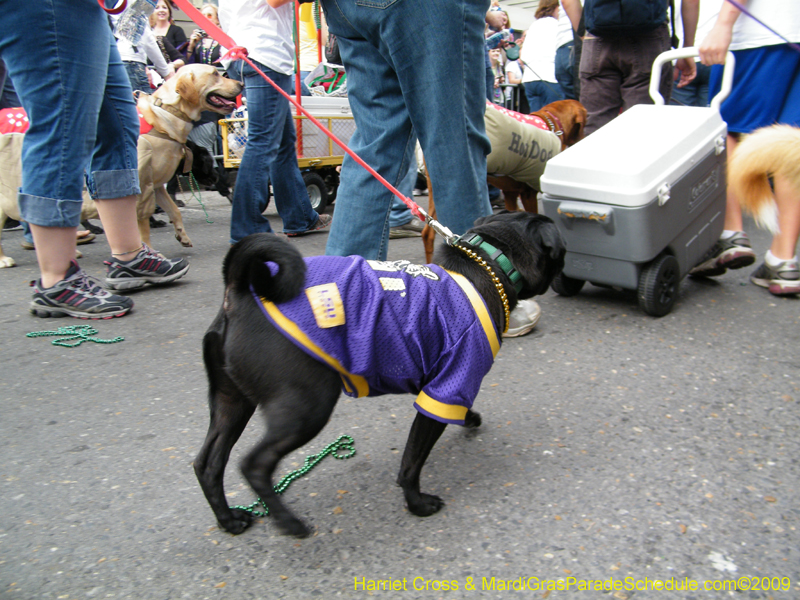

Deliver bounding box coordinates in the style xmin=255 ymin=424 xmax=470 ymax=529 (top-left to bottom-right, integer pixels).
xmin=551 ymin=272 xmax=585 ymax=297
xmin=638 ymin=254 xmax=679 ymax=317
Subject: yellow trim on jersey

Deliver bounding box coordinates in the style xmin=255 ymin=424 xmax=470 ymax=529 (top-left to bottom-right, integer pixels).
xmin=415 ymin=391 xmax=468 ymax=423
xmin=446 ymin=270 xmax=501 ymax=358
xmin=259 ymin=298 xmax=370 ymax=397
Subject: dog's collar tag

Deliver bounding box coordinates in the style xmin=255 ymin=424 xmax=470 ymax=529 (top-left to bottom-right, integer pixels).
xmin=459 ymin=233 xmax=523 ymax=294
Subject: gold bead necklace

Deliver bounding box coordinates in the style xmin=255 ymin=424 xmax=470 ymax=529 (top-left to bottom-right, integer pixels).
xmin=454 ymin=244 xmax=510 ymax=333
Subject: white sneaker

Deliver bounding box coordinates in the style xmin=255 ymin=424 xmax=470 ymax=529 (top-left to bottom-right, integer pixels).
xmin=502 ymin=299 xmax=542 ymax=338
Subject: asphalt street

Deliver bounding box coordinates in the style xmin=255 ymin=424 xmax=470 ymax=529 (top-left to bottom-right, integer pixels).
xmin=1 ymin=191 xmax=798 ymax=600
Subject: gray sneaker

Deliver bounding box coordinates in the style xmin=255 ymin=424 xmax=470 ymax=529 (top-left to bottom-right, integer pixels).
xmin=389 ymin=219 xmax=426 ymax=239
xmin=690 ymin=231 xmax=756 ymax=277
xmin=750 ymin=259 xmax=800 ymax=296
xmin=104 ymin=243 xmax=189 ymax=291
xmin=30 ymin=260 xmax=133 ymax=319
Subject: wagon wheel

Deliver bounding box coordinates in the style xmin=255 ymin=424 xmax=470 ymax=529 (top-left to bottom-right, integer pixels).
xmin=323 ymin=170 xmax=339 ymax=203
xmin=551 ymin=272 xmax=585 ymax=297
xmin=638 ymin=254 xmax=679 ymax=317
xmin=303 ymin=171 xmax=328 ymax=214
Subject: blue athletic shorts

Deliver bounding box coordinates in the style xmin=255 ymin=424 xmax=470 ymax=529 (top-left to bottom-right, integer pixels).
xmin=709 ymin=44 xmax=800 ymax=134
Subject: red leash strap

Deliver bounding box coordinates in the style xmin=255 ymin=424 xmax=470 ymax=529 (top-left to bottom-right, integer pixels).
xmin=98 ymin=0 xmax=127 ymax=14
xmin=168 ymin=0 xmax=444 ymax=232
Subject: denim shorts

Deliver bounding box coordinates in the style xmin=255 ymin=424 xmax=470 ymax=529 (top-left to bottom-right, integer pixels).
xmin=0 ymin=0 xmax=140 ymax=228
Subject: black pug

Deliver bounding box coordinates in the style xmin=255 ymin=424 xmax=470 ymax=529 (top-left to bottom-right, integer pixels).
xmin=194 ymin=211 xmax=565 ymax=537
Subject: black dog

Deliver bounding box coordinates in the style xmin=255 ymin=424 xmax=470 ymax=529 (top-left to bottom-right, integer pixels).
xmin=152 ymin=140 xmax=218 ymax=226
xmin=194 ymin=211 xmax=565 ymax=537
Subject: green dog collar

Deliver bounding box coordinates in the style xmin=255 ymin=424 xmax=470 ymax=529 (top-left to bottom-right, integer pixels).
xmin=458 ymin=233 xmax=523 ymax=294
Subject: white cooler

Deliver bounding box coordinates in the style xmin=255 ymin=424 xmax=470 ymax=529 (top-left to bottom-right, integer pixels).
xmin=540 ymin=49 xmax=734 ymax=316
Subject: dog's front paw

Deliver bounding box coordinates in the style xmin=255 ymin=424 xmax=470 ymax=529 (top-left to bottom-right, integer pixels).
xmin=407 ymin=492 xmax=445 ymax=517
xmin=218 ymin=508 xmax=255 ymax=535
xmin=175 ymin=230 xmax=193 ymax=247
xmin=0 ymin=255 xmax=16 ymax=269
xmin=275 ymin=516 xmax=312 ymax=538
xmin=464 ymin=409 xmax=482 ymax=429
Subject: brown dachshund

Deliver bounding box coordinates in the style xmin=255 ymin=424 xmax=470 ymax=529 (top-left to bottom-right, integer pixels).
xmin=421 ymin=99 xmax=586 ymax=263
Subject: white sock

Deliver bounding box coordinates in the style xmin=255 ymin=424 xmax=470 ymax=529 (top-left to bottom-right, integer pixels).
xmin=765 ymin=250 xmax=797 ymax=267
xmin=720 ymin=230 xmax=742 ymax=240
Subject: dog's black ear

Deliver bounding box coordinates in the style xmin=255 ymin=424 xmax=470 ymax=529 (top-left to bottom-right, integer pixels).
xmin=537 ymin=220 xmax=567 ymax=263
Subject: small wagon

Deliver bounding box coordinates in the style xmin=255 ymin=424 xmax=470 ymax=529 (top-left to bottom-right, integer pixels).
xmin=219 ymin=95 xmax=356 ymax=214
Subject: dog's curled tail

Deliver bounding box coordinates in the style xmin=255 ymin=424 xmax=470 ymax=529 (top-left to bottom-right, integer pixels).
xmin=223 ymin=233 xmax=307 ymax=302
xmin=729 ymin=124 xmax=800 ymax=234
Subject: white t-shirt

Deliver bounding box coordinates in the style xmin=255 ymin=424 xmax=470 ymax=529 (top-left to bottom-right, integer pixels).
xmin=674 ymin=0 xmax=723 ymax=62
xmin=505 ymin=59 xmax=523 ymax=84
xmin=520 ymin=16 xmax=560 ymax=83
xmin=219 ymin=0 xmax=295 ymax=75
xmin=555 ymin=1 xmax=573 ymax=49
xmin=727 ymin=0 xmax=800 ymax=50
xmin=112 ymin=19 xmax=170 ymax=78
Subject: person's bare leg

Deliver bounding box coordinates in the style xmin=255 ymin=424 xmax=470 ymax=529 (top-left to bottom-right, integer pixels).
xmin=94 ymin=196 xmax=142 ymax=262
xmin=770 ymin=174 xmax=800 ymax=260
xmin=723 ymin=134 xmax=745 ymax=231
xmin=30 ymin=225 xmax=78 ymax=288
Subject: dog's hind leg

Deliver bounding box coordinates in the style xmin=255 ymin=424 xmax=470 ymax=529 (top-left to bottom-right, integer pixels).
xmin=240 ymin=384 xmax=340 ymax=538
xmin=396 ymin=412 xmax=449 ymax=517
xmin=194 ymin=326 xmax=258 ymax=535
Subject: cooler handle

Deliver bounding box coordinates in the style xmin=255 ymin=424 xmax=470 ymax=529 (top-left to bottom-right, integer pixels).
xmin=649 ymin=47 xmax=735 ymax=112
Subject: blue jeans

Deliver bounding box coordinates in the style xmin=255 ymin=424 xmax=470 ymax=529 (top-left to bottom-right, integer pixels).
xmin=0 ymin=0 xmax=140 ymax=228
xmin=523 ymin=80 xmax=565 ymax=113
xmin=226 ymin=59 xmax=320 ymax=242
xmin=292 ymin=70 xmax=313 ymax=97
xmin=388 ymin=156 xmax=419 ymax=228
xmin=670 ymin=62 xmax=710 ymax=108
xmin=321 ymin=0 xmax=492 ymax=260
xmin=124 ymin=61 xmax=151 ymax=95
xmin=555 ymin=42 xmax=575 ymax=100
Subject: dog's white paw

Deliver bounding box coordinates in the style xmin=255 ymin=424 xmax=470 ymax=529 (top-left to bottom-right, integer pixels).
xmin=0 ymin=255 xmax=16 ymax=268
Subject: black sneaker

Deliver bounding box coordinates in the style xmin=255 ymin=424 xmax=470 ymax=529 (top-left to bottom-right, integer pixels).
xmin=30 ymin=260 xmax=133 ymax=319
xmin=689 ymin=231 xmax=756 ymax=277
xmin=104 ymin=243 xmax=189 ymax=291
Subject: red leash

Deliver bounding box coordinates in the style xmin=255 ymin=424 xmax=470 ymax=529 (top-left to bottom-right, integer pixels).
xmin=166 ymin=0 xmax=454 ymax=240
xmin=97 ymin=0 xmax=128 ymax=15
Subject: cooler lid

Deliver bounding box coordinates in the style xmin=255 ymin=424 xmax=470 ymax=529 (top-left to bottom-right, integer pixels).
xmin=540 ymin=105 xmax=727 ymax=207
xmin=294 ymin=96 xmax=352 ymax=117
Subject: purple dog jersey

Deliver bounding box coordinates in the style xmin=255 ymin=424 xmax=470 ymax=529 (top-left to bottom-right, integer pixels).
xmin=253 ymin=256 xmax=501 ymax=425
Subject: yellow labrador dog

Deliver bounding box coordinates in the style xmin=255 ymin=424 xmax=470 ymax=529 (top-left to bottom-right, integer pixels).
xmin=136 ymin=64 xmax=242 ymax=248
xmin=0 ymin=132 xmax=98 ymax=268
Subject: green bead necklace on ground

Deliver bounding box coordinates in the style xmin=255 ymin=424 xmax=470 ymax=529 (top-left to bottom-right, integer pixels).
xmin=232 ymin=434 xmax=356 ymax=517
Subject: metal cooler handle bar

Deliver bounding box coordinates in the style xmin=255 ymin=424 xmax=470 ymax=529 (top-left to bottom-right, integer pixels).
xmin=649 ymin=47 xmax=735 ymax=112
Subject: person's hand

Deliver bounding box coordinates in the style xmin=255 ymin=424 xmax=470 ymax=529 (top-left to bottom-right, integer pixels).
xmin=674 ymin=57 xmax=697 ymax=88
xmin=698 ymin=23 xmax=733 ymax=65
xmin=188 ymin=29 xmax=204 ymax=50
